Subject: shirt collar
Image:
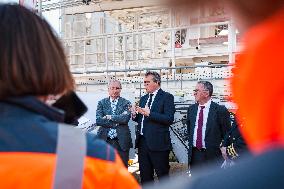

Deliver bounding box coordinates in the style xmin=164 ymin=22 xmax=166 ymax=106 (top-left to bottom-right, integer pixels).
xmin=199 ymin=99 xmax=212 ymax=108
xmin=110 ymin=97 xmax=119 ymax=103
xmin=149 ymin=88 xmax=160 ymax=96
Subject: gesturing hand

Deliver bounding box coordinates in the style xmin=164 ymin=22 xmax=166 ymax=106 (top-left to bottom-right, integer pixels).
xmin=136 ymin=106 xmax=150 ymax=117
xmin=129 ymin=105 xmax=137 ymax=119
xmin=220 ymin=146 xmax=228 ymax=160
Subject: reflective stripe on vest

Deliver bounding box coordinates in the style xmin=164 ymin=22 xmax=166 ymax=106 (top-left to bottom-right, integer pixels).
xmin=53 ymin=124 xmax=86 ymax=189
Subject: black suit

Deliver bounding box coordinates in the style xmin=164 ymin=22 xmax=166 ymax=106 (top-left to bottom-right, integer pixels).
xmin=220 ymin=112 xmax=247 ymax=160
xmin=134 ymin=89 xmax=175 ymax=184
xmin=186 ymin=101 xmax=231 ymax=170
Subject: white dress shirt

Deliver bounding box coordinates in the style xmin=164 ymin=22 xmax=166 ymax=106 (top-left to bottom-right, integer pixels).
xmin=193 ymin=99 xmax=212 ymax=148
xmin=140 ymin=88 xmax=160 ymax=135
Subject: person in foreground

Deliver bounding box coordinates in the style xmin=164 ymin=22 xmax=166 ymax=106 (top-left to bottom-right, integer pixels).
xmin=0 ymin=4 xmax=139 ymax=189
xmin=145 ymin=0 xmax=284 ymax=188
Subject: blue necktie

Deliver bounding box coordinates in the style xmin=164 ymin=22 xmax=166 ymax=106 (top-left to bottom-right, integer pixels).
xmin=108 ymin=100 xmax=117 ymax=139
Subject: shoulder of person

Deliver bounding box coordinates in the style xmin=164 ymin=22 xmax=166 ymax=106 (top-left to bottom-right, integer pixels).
xmin=161 ymin=90 xmax=174 ymax=97
xmin=214 ymin=103 xmax=230 ymax=117
xmin=218 ymin=104 xmax=229 ymax=112
xmin=211 ymin=101 xmax=227 ymax=110
xmin=141 ymin=94 xmax=148 ymax=99
xmin=119 ymin=97 xmax=130 ymax=103
xmin=100 ymin=97 xmax=110 ymax=103
xmin=189 ymin=103 xmax=198 ymax=109
xmin=85 ymin=132 xmax=116 ymax=161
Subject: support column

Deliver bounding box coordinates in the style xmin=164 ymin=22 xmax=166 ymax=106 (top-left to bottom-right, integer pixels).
xmin=228 ymin=19 xmax=237 ymax=64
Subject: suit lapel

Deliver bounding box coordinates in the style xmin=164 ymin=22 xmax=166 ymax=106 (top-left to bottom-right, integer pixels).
xmin=150 ymin=89 xmax=162 ymax=111
xmin=191 ymin=104 xmax=198 ymax=133
xmin=115 ymin=97 xmax=123 ymax=115
xmin=141 ymin=94 xmax=148 ymax=108
xmin=107 ymin=98 xmax=113 ymax=115
xmin=205 ymin=102 xmax=216 ymax=137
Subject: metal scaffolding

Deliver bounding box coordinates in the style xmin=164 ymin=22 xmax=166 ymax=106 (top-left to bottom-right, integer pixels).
xmin=38 ymin=0 xmax=101 ymax=12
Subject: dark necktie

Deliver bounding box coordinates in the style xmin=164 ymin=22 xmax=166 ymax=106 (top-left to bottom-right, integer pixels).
xmin=147 ymin=94 xmax=154 ymax=107
xmin=196 ymin=106 xmax=205 ymax=150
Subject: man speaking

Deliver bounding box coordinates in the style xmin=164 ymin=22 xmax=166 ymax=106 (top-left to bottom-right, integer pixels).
xmin=132 ymin=71 xmax=175 ymax=184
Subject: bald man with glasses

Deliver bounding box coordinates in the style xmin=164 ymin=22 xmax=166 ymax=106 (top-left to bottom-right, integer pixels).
xmin=96 ymin=80 xmax=133 ymax=167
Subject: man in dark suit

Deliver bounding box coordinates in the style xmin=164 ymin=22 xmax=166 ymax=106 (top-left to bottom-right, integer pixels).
xmin=96 ymin=80 xmax=132 ymax=167
xmin=220 ymin=112 xmax=247 ymax=162
xmin=186 ymin=81 xmax=231 ymax=172
xmin=132 ymin=71 xmax=175 ymax=184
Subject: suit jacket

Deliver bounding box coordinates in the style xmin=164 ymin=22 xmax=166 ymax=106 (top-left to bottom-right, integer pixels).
xmin=133 ymin=89 xmax=175 ymax=151
xmin=96 ymin=97 xmax=133 ymax=151
xmin=186 ymin=101 xmax=231 ymax=164
xmin=220 ymin=112 xmax=247 ymax=160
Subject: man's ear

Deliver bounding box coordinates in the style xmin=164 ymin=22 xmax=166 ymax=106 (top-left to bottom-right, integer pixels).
xmin=205 ymin=91 xmax=210 ymax=98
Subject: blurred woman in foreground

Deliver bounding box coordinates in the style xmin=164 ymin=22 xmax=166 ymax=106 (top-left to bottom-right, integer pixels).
xmin=0 ymin=4 xmax=139 ymax=189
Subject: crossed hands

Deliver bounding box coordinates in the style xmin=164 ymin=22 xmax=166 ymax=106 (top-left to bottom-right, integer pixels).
xmin=103 ymin=115 xmax=112 ymax=120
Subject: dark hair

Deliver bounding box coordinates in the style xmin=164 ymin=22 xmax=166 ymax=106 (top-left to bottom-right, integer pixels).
xmin=198 ymin=81 xmax=213 ymax=96
xmin=145 ymin=71 xmax=161 ymax=85
xmin=0 ymin=4 xmax=74 ymax=100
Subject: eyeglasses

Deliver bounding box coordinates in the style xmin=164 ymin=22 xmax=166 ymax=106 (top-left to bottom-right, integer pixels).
xmin=144 ymin=80 xmax=157 ymax=84
xmin=193 ymin=89 xmax=208 ymax=93
xmin=109 ymin=87 xmax=121 ymax=90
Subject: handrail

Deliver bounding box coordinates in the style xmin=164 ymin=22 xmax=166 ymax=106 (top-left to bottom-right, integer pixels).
xmin=64 ymin=21 xmax=230 ymax=41
xmin=72 ymin=64 xmax=234 ymax=74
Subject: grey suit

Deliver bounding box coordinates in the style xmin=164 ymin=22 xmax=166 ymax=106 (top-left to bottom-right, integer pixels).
xmin=96 ymin=97 xmax=133 ymax=166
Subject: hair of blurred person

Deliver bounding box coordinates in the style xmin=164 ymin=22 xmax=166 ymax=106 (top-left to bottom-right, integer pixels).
xmin=0 ymin=4 xmax=139 ymax=189
xmin=165 ymin=0 xmax=284 ymax=31
xmin=0 ymin=4 xmax=74 ymax=100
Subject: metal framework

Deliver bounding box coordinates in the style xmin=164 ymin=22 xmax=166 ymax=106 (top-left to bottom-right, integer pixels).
xmin=64 ymin=21 xmax=238 ymax=74
xmin=38 ymin=0 xmax=101 ymax=12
